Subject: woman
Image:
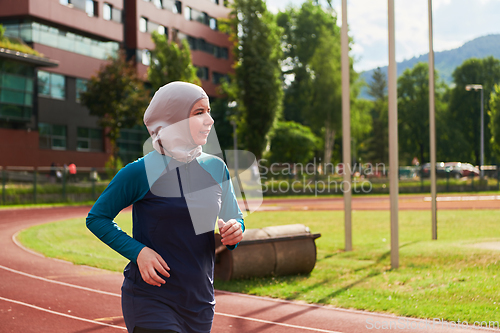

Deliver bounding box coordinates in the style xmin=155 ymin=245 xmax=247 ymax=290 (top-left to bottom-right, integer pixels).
xmin=86 ymin=81 xmax=244 ymax=333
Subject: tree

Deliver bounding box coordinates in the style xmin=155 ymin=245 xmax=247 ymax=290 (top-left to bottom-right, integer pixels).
xmin=448 ymin=56 xmax=500 ymax=165
xmin=224 ymin=0 xmax=283 ymax=160
xmin=148 ymin=31 xmax=200 ymax=92
xmin=277 ymin=1 xmax=337 ymax=127
xmin=268 ymin=121 xmax=319 ymax=165
xmin=278 ymin=1 xmax=350 ymax=164
xmin=489 ymin=84 xmax=500 ymax=161
xmin=363 ymin=67 xmax=388 ymax=164
xmin=80 ymin=52 xmax=149 ymax=167
xmin=308 ymin=26 xmax=341 ymax=165
xmin=397 ymin=62 xmax=449 ymax=165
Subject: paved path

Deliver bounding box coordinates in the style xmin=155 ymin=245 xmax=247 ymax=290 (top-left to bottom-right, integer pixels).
xmin=0 ymin=205 xmax=498 ymax=332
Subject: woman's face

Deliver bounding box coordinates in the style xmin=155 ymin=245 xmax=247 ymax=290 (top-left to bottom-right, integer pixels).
xmin=189 ymin=98 xmax=214 ymax=145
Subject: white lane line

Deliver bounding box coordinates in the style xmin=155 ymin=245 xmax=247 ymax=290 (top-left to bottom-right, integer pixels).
xmin=0 ymin=264 xmax=335 ymax=331
xmin=0 ymin=264 xmax=121 ymax=297
xmin=0 ymin=296 xmax=126 ymax=330
xmin=215 ymin=312 xmax=342 ymax=333
xmin=424 ymin=195 xmax=500 ymax=202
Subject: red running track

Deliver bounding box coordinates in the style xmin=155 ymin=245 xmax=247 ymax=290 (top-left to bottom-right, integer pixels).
xmin=0 ymin=206 xmax=496 ymax=333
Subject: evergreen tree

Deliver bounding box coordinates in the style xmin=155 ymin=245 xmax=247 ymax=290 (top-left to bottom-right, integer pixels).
xmin=363 ymin=67 xmax=388 ymax=164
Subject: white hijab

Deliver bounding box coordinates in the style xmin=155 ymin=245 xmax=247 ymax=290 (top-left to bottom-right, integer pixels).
xmin=143 ymin=82 xmax=209 ymax=163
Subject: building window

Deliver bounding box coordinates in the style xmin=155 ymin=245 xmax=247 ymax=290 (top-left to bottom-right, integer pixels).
xmin=111 ymin=7 xmax=122 ymax=23
xmin=103 ymin=4 xmax=122 ymax=22
xmin=139 ymin=17 xmax=148 ymax=32
xmin=77 ymin=127 xmax=102 ymax=151
xmin=3 ymin=22 xmax=119 ymax=60
xmin=212 ymin=72 xmax=228 ymax=85
xmin=39 ymin=123 xmax=67 ymax=150
xmin=137 ymin=49 xmax=151 ymax=66
xmin=214 ymin=46 xmax=229 ymax=59
xmin=117 ymin=126 xmax=150 ymax=163
xmin=153 ymin=0 xmax=163 ymax=9
xmin=148 ymin=21 xmax=159 ymax=33
xmin=157 ymin=25 xmax=167 ymax=35
xmin=103 ymin=3 xmax=112 ymax=20
xmin=60 ymin=0 xmax=97 ymax=17
xmin=196 ymin=67 xmax=209 ymax=81
xmin=200 ymin=12 xmax=209 ymax=25
xmin=85 ymin=0 xmax=97 ymax=17
xmin=174 ymin=1 xmax=182 ymax=14
xmin=38 ymin=71 xmax=66 ymax=100
xmin=184 ymin=7 xmax=191 ymax=20
xmin=181 ymin=34 xmax=229 ymax=59
xmin=0 ymin=59 xmax=35 ymax=121
xmin=211 ymin=0 xmax=220 ymax=4
xmin=209 ymin=17 xmax=217 ymax=30
xmin=76 ymin=78 xmax=88 ymax=102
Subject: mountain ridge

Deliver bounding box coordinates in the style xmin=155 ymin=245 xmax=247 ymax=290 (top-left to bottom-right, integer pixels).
xmin=359 ymin=34 xmax=500 ymax=99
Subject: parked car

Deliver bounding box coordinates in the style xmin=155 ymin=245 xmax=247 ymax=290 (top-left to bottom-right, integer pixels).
xmin=421 ymin=162 xmax=479 ymax=179
xmin=444 ymin=162 xmax=479 ymax=179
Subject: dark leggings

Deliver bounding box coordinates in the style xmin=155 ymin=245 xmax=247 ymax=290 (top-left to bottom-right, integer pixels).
xmin=133 ymin=327 xmax=178 ymax=333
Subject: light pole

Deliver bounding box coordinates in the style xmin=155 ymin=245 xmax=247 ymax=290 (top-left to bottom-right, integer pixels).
xmin=465 ymin=84 xmax=484 ymax=179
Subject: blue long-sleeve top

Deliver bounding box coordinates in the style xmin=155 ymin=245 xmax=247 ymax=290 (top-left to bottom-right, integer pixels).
xmin=87 ymin=151 xmax=245 ymax=332
xmin=86 ymin=150 xmax=244 ymax=264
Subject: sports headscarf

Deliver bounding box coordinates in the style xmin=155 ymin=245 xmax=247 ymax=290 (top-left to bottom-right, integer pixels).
xmin=143 ymin=81 xmax=209 ymax=163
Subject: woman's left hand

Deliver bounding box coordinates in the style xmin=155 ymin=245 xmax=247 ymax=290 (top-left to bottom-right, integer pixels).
xmin=218 ymin=219 xmax=243 ymax=246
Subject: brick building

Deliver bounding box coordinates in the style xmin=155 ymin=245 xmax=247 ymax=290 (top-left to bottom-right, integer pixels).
xmin=0 ymin=0 xmax=232 ymax=167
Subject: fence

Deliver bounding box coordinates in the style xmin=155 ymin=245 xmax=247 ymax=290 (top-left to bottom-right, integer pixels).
xmin=259 ymin=164 xmax=500 ymax=196
xmin=0 ymin=166 xmax=114 ymax=205
xmin=1 ymin=164 xmax=499 ymax=205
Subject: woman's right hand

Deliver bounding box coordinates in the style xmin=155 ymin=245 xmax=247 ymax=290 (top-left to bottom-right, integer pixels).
xmin=136 ymin=247 xmax=170 ymax=287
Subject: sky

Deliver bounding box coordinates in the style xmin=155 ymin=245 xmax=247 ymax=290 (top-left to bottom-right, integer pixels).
xmin=266 ymin=0 xmax=500 ymax=72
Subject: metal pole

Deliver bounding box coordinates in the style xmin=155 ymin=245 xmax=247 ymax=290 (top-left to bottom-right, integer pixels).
xmin=480 ymin=88 xmax=484 ymax=180
xmin=428 ymin=0 xmax=437 ymax=240
xmin=341 ymin=0 xmax=352 ymax=252
xmin=388 ymin=0 xmax=399 ymax=269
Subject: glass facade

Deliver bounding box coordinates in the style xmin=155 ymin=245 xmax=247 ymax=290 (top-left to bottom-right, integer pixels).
xmin=196 ymin=66 xmax=209 ymax=81
xmin=38 ymin=71 xmax=66 ymax=100
xmin=117 ymin=126 xmax=150 ymax=163
xmin=212 ymin=72 xmax=228 ymax=84
xmin=39 ymin=123 xmax=67 ymax=150
xmin=76 ymin=78 xmax=88 ymax=102
xmin=3 ymin=21 xmax=119 ymax=60
xmin=77 ymin=127 xmax=102 ymax=151
xmin=103 ymin=4 xmax=122 ymax=23
xmin=185 ymin=6 xmax=218 ymax=31
xmin=186 ymin=36 xmax=228 ymax=59
xmin=0 ymin=58 xmax=34 ymax=121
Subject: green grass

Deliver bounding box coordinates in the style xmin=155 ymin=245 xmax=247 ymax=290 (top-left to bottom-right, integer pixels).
xmin=0 ymin=201 xmax=95 ymax=210
xmin=17 ymin=209 xmax=500 ymax=323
